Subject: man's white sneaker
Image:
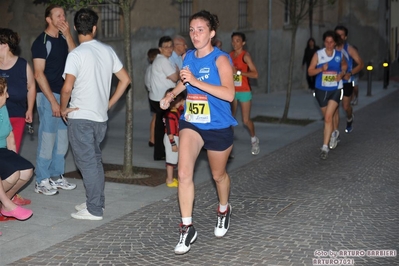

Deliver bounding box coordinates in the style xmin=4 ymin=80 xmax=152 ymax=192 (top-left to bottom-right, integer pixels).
xmin=50 ymin=175 xmax=77 ymax=190
xmin=71 ymin=208 xmax=103 ymax=221
xmin=34 ymin=178 xmax=58 ymax=196
xmin=75 ymin=202 xmax=104 ymax=212
xmin=75 ymin=202 xmax=87 ymax=211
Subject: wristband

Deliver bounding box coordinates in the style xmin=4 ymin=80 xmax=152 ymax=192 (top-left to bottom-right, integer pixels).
xmin=165 ymin=92 xmax=175 ymax=104
xmin=168 ymin=92 xmax=176 ymax=99
xmin=169 ymin=139 xmax=176 ymax=144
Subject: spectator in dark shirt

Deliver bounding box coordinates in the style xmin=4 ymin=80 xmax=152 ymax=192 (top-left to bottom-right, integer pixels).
xmin=302 ymin=37 xmax=320 ymax=90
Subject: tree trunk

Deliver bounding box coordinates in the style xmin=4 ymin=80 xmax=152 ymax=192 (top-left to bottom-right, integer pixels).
xmin=120 ymin=0 xmax=134 ymax=177
xmin=281 ymin=25 xmax=298 ymax=122
xmin=309 ymin=0 xmax=313 ymax=37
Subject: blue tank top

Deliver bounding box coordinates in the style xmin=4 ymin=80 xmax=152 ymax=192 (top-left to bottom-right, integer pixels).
xmin=341 ymin=43 xmax=353 ymax=83
xmin=0 ymin=57 xmax=28 ymax=118
xmin=181 ymin=47 xmax=237 ymax=130
xmin=315 ymin=49 xmax=343 ymax=91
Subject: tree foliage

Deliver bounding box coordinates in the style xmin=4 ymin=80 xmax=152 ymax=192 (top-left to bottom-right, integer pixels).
xmin=34 ymin=0 xmax=104 ymax=9
xmin=285 ymin=0 xmax=336 ymax=26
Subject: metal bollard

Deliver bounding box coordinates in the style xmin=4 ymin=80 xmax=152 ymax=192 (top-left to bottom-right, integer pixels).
xmin=366 ymin=62 xmax=373 ymax=96
xmin=383 ymin=60 xmax=389 ymax=89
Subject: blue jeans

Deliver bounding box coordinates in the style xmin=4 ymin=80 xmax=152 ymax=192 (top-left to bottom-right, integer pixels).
xmin=68 ymin=119 xmax=107 ymax=217
xmin=35 ymin=93 xmax=68 ymax=183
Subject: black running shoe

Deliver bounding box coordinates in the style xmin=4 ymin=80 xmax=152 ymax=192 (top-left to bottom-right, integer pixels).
xmin=345 ymin=114 xmax=354 ymax=133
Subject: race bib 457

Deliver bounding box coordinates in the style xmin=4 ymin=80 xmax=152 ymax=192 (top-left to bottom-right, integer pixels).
xmin=184 ymin=94 xmax=211 ymax=123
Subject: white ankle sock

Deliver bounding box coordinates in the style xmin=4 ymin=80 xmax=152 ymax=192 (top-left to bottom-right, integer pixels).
xmin=251 ymin=136 xmax=257 ymax=143
xmin=219 ymin=203 xmax=228 ymax=213
xmin=182 ymin=217 xmax=192 ymax=225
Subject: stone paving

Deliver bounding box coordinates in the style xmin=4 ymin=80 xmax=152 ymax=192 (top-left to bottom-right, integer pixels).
xmin=9 ymin=91 xmax=399 ymax=265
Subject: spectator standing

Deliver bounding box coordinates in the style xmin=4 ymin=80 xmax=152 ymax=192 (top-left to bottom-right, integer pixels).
xmin=60 ymin=8 xmax=131 ymax=220
xmin=144 ymin=48 xmax=160 ymax=147
xmin=302 ymin=37 xmax=320 ymax=90
xmin=350 ymin=45 xmax=360 ymax=106
xmin=396 ymin=43 xmax=399 ymax=62
xmin=150 ymin=36 xmax=179 ymax=161
xmin=212 ymin=38 xmax=223 ymax=49
xmin=169 ymin=35 xmax=187 ymax=70
xmin=31 ymin=4 xmax=77 ymax=196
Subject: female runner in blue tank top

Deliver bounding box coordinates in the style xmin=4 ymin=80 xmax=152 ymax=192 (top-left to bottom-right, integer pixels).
xmin=160 ymin=10 xmax=237 ymax=255
xmin=308 ymin=30 xmax=347 ymax=160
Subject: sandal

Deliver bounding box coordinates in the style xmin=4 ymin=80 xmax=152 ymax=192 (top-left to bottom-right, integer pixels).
xmin=11 ymin=194 xmax=32 ymax=206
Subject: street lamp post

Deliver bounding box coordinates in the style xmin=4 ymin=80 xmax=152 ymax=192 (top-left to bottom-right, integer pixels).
xmin=366 ymin=62 xmax=373 ymax=96
xmin=383 ymin=60 xmax=389 ymax=89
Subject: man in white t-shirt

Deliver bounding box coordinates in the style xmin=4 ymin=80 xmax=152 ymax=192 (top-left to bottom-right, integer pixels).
xmin=149 ymin=36 xmax=179 ymax=160
xmin=60 ymin=8 xmax=131 ymax=221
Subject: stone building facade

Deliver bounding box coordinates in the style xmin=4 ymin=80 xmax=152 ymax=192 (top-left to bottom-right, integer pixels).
xmin=0 ymin=0 xmax=395 ymax=107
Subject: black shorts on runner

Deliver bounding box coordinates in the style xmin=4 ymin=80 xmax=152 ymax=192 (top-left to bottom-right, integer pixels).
xmin=343 ymin=82 xmax=354 ymax=97
xmin=179 ymin=120 xmax=233 ymax=151
xmin=314 ymin=88 xmax=343 ymax=108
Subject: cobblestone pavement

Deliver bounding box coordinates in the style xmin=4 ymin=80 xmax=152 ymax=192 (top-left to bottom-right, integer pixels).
xmin=10 ymin=91 xmax=399 ymax=265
